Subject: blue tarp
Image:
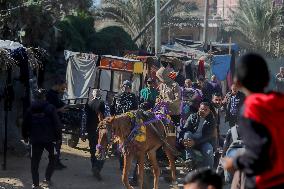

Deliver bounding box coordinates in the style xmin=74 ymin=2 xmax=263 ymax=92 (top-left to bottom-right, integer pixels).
xmin=212 ymin=55 xmax=232 ymax=81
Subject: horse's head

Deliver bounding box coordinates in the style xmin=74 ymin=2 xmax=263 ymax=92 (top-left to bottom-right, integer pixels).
xmin=95 ymin=117 xmax=114 ymax=160
xmin=96 ymin=114 xmax=133 ymax=160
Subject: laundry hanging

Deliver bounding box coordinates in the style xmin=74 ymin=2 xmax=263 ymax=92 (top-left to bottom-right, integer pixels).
xmin=211 ymin=55 xmax=232 ymax=81
xmin=64 ymin=50 xmax=98 ymax=99
xmin=197 ymin=59 xmax=205 ymax=78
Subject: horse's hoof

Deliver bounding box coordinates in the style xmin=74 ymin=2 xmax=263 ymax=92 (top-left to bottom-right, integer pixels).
xmin=170 ymin=181 xmax=179 ymax=189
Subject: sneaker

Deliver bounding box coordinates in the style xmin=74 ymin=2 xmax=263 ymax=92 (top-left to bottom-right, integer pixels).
xmin=92 ymin=167 xmax=102 ymax=181
xmin=42 ymin=179 xmax=53 ymax=187
xmin=54 ymin=161 xmax=67 ymax=170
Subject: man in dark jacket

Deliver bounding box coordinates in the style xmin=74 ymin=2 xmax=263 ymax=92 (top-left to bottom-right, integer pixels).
xmin=22 ymin=89 xmax=61 ymax=189
xmin=223 ymin=84 xmax=245 ymax=127
xmin=46 ymin=78 xmax=67 ymax=169
xmin=86 ymin=89 xmax=106 ymax=181
xmin=197 ymin=76 xmax=215 ymax=103
xmin=210 ymin=75 xmax=222 ymax=95
xmin=181 ymin=102 xmax=217 ymax=168
xmin=210 ymin=93 xmax=225 ymax=146
xmin=224 ymin=53 xmax=284 ymax=189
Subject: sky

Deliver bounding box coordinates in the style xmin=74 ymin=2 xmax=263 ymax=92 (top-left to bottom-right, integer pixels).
xmin=94 ymin=0 xmax=101 ymax=6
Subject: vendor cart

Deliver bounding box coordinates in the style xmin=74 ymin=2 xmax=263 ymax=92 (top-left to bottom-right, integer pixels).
xmin=95 ymin=55 xmax=156 ymax=103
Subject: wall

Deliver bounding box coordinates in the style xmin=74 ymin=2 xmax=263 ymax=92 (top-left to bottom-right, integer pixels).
xmin=0 ymin=68 xmax=26 ymax=154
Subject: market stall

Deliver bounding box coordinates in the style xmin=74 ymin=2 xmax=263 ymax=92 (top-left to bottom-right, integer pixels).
xmin=95 ymin=55 xmax=145 ymax=100
xmin=0 ymin=40 xmax=47 ymax=170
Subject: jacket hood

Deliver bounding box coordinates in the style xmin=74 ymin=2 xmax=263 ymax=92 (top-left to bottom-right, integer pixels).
xmin=244 ymin=92 xmax=284 ymax=123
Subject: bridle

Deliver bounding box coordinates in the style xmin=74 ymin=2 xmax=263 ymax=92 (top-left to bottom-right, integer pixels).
xmin=96 ymin=119 xmax=115 ymax=159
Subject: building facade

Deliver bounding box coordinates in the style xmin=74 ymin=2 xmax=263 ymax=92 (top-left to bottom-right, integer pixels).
xmin=217 ymin=0 xmax=239 ymax=19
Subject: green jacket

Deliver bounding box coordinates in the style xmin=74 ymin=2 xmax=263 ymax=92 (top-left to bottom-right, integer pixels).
xmin=140 ymin=87 xmax=159 ymax=103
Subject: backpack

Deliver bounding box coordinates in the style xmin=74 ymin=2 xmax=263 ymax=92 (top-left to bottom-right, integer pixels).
xmin=226 ymin=126 xmax=245 ymax=157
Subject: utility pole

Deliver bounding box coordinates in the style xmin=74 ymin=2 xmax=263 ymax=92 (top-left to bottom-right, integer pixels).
xmin=223 ymin=0 xmax=225 ymax=19
xmin=203 ymin=0 xmax=209 ymax=50
xmin=155 ymin=0 xmax=161 ymax=55
xmin=134 ymin=0 xmax=176 ymax=42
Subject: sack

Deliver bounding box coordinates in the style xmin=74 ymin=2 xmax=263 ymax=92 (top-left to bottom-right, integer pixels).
xmin=226 ymin=126 xmax=245 ymax=157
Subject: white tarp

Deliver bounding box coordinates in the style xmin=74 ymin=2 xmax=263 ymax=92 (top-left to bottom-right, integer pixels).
xmin=64 ymin=50 xmax=98 ymax=99
xmin=0 ymin=40 xmax=23 ymax=50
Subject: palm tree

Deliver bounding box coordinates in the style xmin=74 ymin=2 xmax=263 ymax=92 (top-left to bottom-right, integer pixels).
xmin=230 ymin=0 xmax=282 ymax=55
xmin=96 ymin=0 xmax=179 ymax=48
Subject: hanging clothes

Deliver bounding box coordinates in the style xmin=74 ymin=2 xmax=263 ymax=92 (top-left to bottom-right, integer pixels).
xmin=64 ymin=50 xmax=98 ymax=99
xmin=227 ymin=72 xmax=233 ymax=90
xmin=11 ymin=47 xmax=31 ymax=112
xmin=211 ymin=55 xmax=232 ymax=81
xmin=229 ymin=51 xmax=236 ymax=83
xmin=10 ymin=47 xmax=29 ymax=86
xmin=197 ymin=59 xmax=205 ymax=78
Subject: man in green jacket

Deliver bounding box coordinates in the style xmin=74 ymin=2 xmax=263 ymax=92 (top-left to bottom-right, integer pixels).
xmin=140 ymin=78 xmax=159 ymax=110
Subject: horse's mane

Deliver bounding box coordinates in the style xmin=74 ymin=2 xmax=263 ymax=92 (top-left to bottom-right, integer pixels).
xmin=101 ymin=112 xmax=134 ymax=143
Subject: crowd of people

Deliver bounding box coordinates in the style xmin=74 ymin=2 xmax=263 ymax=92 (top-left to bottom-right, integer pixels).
xmin=21 ymin=53 xmax=284 ymax=189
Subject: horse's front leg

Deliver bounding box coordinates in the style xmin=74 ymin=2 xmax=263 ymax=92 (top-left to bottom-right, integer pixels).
xmin=164 ymin=147 xmax=178 ymax=187
xmin=137 ymin=153 xmax=145 ymax=189
xmin=148 ymin=150 xmax=160 ymax=189
xmin=122 ymin=154 xmax=134 ymax=189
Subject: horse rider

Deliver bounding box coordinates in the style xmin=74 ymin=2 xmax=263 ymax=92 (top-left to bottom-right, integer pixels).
xmin=156 ymin=59 xmax=181 ymax=128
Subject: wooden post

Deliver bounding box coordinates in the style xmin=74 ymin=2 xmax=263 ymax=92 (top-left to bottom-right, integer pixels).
xmin=203 ymin=0 xmax=209 ymax=50
xmin=155 ymin=0 xmax=161 ymax=55
xmin=229 ymin=37 xmax=232 ymax=55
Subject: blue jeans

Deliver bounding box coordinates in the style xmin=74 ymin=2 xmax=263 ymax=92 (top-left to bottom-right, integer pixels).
xmin=184 ymin=132 xmax=214 ymax=168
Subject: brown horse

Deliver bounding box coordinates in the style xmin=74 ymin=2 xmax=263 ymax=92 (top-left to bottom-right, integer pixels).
xmin=96 ymin=111 xmax=178 ymax=189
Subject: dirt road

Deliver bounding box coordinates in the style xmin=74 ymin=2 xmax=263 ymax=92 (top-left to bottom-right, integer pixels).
xmin=0 ymin=140 xmax=170 ymax=189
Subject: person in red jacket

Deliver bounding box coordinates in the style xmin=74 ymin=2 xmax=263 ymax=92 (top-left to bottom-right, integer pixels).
xmin=224 ymin=53 xmax=284 ymax=189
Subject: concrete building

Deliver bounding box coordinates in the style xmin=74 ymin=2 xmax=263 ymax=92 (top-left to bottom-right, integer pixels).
xmin=217 ymin=0 xmax=239 ymax=20
xmin=273 ymin=0 xmax=284 ymax=6
xmin=217 ymin=0 xmax=283 ymax=20
xmin=162 ymin=0 xmax=221 ymax=43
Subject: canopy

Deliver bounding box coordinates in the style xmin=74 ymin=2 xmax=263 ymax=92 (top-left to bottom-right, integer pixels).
xmin=99 ymin=55 xmax=142 ymax=73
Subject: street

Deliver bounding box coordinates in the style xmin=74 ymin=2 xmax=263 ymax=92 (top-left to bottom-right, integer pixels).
xmin=0 ymin=139 xmax=171 ymax=189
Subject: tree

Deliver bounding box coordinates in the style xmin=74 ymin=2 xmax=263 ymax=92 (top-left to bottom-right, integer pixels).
xmin=96 ymin=0 xmax=179 ymax=48
xmin=95 ymin=26 xmax=137 ymax=55
xmin=230 ymin=0 xmax=282 ymax=56
xmin=57 ymin=16 xmax=137 ymax=55
xmin=57 ymin=12 xmax=97 ymax=52
xmin=0 ymin=0 xmax=94 ymax=48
